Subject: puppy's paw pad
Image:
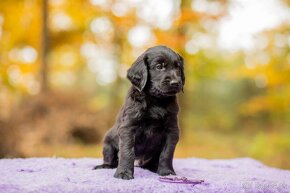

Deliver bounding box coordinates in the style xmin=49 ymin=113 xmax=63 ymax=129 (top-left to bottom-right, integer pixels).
xmin=114 ymin=170 xmax=134 ymax=180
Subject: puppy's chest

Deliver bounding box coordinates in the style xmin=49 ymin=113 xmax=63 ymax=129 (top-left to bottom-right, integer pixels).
xmin=137 ymin=105 xmax=168 ymax=136
xmin=135 ymin=109 xmax=167 ymax=142
xmin=145 ymin=105 xmax=168 ymax=120
xmin=134 ymin=120 xmax=165 ymax=155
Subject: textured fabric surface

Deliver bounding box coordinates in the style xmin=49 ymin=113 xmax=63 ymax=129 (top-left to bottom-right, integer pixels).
xmin=0 ymin=157 xmax=289 ymax=193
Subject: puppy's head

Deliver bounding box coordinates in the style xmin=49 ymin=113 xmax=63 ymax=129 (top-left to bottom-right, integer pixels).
xmin=127 ymin=45 xmax=185 ymax=97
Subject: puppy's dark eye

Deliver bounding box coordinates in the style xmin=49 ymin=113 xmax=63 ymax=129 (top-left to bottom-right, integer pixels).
xmin=156 ymin=63 xmax=165 ymax=70
xmin=174 ymin=61 xmax=179 ymax=68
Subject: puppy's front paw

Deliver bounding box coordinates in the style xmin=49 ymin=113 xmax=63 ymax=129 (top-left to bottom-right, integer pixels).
xmin=157 ymin=168 xmax=176 ymax=176
xmin=114 ymin=169 xmax=134 ymax=180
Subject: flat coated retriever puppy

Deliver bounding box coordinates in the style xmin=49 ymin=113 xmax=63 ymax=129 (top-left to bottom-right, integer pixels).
xmin=93 ymin=45 xmax=185 ymax=180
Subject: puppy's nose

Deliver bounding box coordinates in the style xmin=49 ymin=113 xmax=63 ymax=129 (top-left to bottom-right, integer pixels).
xmin=170 ymin=80 xmax=180 ymax=87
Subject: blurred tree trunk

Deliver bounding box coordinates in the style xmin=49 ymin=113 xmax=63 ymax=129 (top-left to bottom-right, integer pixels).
xmin=40 ymin=0 xmax=49 ymax=92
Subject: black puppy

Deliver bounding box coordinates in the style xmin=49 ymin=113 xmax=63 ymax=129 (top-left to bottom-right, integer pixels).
xmin=93 ymin=45 xmax=185 ymax=180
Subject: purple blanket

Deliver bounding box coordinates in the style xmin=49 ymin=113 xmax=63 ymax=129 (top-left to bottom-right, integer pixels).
xmin=0 ymin=157 xmax=289 ymax=193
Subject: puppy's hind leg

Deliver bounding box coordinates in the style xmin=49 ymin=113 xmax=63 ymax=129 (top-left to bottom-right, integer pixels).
xmin=93 ymin=136 xmax=118 ymax=169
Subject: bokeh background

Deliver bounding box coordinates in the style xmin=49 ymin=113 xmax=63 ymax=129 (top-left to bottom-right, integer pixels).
xmin=0 ymin=0 xmax=289 ymax=169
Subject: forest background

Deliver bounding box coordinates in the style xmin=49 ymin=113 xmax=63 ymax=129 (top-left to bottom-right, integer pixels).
xmin=0 ymin=0 xmax=289 ymax=169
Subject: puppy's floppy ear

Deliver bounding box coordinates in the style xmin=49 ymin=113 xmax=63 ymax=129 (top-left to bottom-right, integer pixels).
xmin=127 ymin=53 xmax=148 ymax=92
xmin=178 ymin=54 xmax=185 ymax=85
xmin=178 ymin=54 xmax=185 ymax=92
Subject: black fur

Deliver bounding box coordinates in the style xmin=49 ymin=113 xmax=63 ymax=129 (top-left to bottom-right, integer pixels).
xmin=93 ymin=45 xmax=185 ymax=180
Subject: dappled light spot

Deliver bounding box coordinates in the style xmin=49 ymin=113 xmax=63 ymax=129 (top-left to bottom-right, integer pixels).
xmin=80 ymin=42 xmax=99 ymax=59
xmin=81 ymin=42 xmax=117 ymax=85
xmin=7 ymin=65 xmax=21 ymax=85
xmin=244 ymin=56 xmax=256 ymax=69
xmin=59 ymin=51 xmax=77 ymax=67
xmin=257 ymin=52 xmax=270 ymax=66
xmin=94 ymin=59 xmax=117 ymax=85
xmin=185 ymin=39 xmax=199 ymax=55
xmin=192 ymin=0 xmax=224 ymax=16
xmin=255 ymin=74 xmax=268 ymax=88
xmin=274 ymin=34 xmax=289 ymax=48
xmin=128 ymin=25 xmax=155 ymax=48
xmin=8 ymin=46 xmax=38 ymax=64
xmin=50 ymin=11 xmax=72 ymax=31
xmin=185 ymin=33 xmax=213 ymax=55
xmin=23 ymin=74 xmax=41 ymax=95
xmin=90 ymin=0 xmax=108 ymax=9
xmin=111 ymin=2 xmax=129 ymax=17
xmin=136 ymin=0 xmax=180 ymax=30
xmin=255 ymin=35 xmax=269 ymax=50
xmin=218 ymin=0 xmax=289 ymax=51
xmin=6 ymin=65 xmax=40 ymax=94
xmin=90 ymin=17 xmax=113 ymax=37
xmin=51 ymin=72 xmax=76 ymax=87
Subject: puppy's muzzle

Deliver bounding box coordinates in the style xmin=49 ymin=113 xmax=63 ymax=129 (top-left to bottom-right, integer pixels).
xmin=161 ymin=79 xmax=182 ymax=94
xmin=169 ymin=79 xmax=181 ymax=88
